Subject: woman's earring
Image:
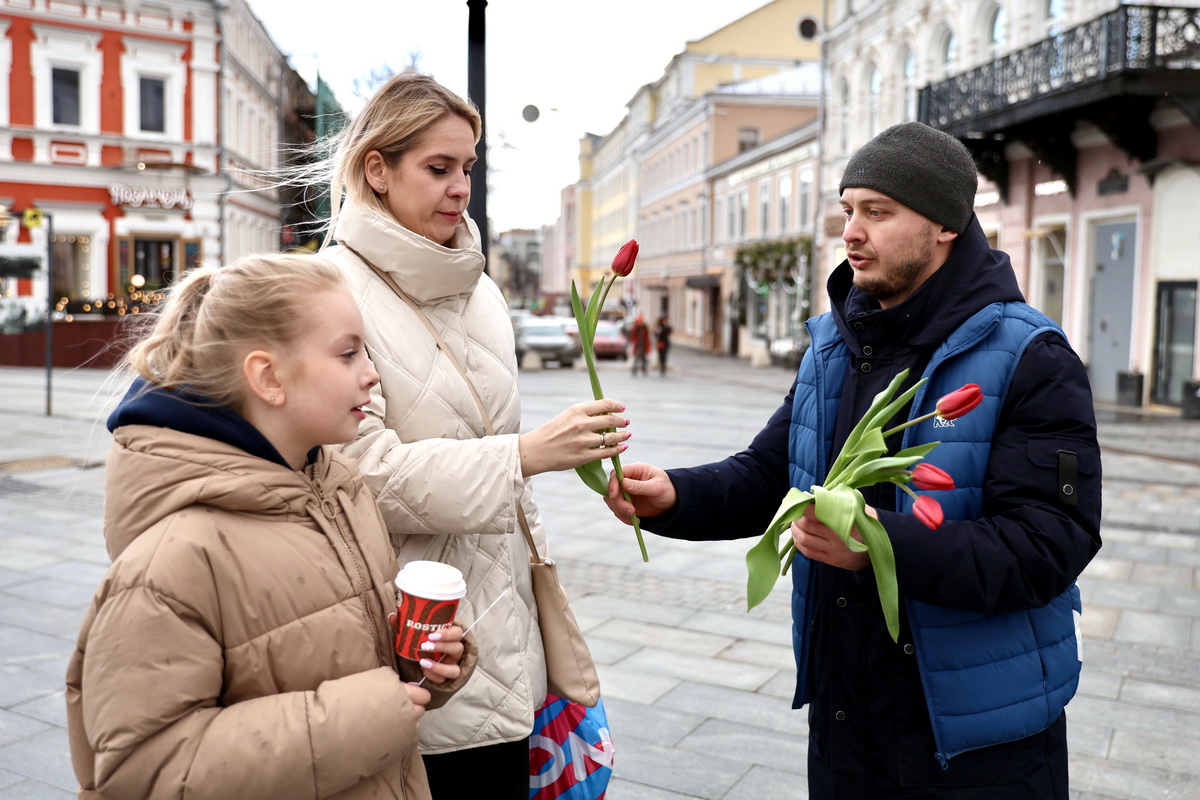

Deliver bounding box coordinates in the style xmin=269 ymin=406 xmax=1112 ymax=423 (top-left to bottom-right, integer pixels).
xmin=378 ymin=184 xmax=386 ymax=192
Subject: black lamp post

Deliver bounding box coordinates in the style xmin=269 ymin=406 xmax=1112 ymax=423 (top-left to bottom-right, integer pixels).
xmin=467 ymin=0 xmax=488 ymax=271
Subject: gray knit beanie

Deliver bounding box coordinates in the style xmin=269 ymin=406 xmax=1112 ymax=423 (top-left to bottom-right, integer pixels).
xmin=838 ymin=122 xmax=978 ymax=233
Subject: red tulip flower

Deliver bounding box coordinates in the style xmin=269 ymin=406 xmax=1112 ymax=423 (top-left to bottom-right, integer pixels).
xmin=913 ymin=495 xmax=945 ymax=530
xmin=610 ymin=239 xmax=638 ymax=277
xmin=911 ymin=463 xmax=955 ymax=492
xmin=936 ymin=384 xmax=983 ymax=420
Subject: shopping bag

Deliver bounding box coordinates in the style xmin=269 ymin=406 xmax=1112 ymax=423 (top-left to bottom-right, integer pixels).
xmin=529 ymin=694 xmax=614 ymax=800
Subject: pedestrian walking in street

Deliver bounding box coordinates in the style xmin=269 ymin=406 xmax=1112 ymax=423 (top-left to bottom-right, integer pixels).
xmin=629 ymin=315 xmax=651 ymax=376
xmin=66 ymin=254 xmax=474 ymax=800
xmin=654 ymin=314 xmax=672 ymax=376
xmin=604 ymin=122 xmax=1102 ymax=799
xmin=308 ymin=71 xmax=631 ymax=798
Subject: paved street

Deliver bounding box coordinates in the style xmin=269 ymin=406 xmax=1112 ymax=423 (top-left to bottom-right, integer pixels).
xmin=1 ymin=348 xmax=1198 ymax=799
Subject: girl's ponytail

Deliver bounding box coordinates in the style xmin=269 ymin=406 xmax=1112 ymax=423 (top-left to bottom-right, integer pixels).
xmin=123 ymin=266 xmax=218 ymax=389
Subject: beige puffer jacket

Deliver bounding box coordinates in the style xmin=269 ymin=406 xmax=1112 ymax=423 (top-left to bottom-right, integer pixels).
xmin=65 ymin=422 xmax=475 ymax=799
xmin=325 ymin=203 xmax=548 ymax=753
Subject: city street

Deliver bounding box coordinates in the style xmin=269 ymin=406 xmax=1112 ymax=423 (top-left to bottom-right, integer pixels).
xmin=1 ymin=348 xmax=1198 ymax=799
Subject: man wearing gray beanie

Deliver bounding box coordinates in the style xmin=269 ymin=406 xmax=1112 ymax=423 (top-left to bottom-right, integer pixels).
xmin=604 ymin=121 xmax=1100 ymax=799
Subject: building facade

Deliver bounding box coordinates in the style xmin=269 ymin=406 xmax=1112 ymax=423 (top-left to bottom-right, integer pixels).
xmin=564 ymin=0 xmax=825 ymax=354
xmin=822 ymin=0 xmax=1200 ymax=411
xmin=0 ymin=0 xmax=327 ymax=365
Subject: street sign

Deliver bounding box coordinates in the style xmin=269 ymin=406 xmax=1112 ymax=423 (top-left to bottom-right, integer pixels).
xmin=23 ymin=208 xmax=43 ymax=228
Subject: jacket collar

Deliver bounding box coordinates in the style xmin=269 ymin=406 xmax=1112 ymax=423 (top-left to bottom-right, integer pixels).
xmin=331 ymin=202 xmax=485 ymax=304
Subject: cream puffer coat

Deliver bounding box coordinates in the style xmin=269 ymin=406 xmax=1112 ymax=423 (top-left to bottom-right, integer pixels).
xmin=65 ymin=423 xmax=475 ymax=799
xmin=325 ymin=204 xmax=549 ymax=754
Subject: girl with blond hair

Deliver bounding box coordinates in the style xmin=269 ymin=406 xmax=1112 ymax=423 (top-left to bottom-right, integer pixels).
xmin=67 ymin=254 xmax=473 ymax=800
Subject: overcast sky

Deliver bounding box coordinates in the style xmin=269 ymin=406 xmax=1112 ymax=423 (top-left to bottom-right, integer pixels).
xmin=245 ymin=0 xmax=772 ymax=232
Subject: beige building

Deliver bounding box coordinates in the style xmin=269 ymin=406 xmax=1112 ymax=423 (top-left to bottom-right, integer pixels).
xmin=567 ymin=0 xmax=824 ymax=345
xmin=641 ymin=66 xmax=822 ymax=355
xmin=821 ymin=0 xmax=1200 ymax=412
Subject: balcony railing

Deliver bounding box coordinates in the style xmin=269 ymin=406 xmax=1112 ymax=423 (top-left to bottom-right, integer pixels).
xmin=919 ymin=5 xmax=1200 ymax=131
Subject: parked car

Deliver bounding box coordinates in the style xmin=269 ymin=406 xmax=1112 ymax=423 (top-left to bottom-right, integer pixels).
xmin=592 ymin=320 xmax=628 ymax=360
xmin=560 ymin=318 xmax=628 ymax=361
xmin=515 ymin=318 xmax=581 ymax=368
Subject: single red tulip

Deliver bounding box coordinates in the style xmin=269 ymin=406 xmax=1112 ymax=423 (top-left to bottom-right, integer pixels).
xmin=936 ymin=384 xmax=983 ymax=420
xmin=913 ymin=495 xmax=944 ymax=530
xmin=611 ymin=239 xmax=639 ymax=277
xmin=911 ymin=463 xmax=955 ymax=492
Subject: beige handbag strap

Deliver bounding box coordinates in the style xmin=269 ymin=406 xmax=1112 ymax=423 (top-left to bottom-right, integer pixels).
xmin=356 ymin=251 xmax=544 ymax=561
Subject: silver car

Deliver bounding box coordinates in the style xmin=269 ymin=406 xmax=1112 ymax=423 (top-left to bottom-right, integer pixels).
xmin=515 ymin=318 xmax=581 ymax=368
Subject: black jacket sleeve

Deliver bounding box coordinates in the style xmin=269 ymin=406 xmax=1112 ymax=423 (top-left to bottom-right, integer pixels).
xmin=644 ymin=378 xmax=796 ymax=542
xmin=882 ymin=333 xmax=1103 ymax=615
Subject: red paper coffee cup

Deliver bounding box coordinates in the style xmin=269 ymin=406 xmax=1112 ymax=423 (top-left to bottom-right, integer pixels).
xmin=394 ymin=561 xmax=467 ymax=661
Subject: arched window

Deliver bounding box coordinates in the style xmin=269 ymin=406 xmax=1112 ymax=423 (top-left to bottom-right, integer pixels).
xmin=903 ymin=48 xmax=918 ymax=121
xmin=989 ymin=4 xmax=1008 ymax=56
xmin=941 ymin=29 xmax=958 ymax=78
xmin=839 ymin=77 xmax=852 ymax=151
xmin=867 ymin=64 xmax=882 ymax=135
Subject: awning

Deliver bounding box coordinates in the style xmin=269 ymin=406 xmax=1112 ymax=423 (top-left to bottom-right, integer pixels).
xmin=685 ymin=276 xmax=721 ymax=289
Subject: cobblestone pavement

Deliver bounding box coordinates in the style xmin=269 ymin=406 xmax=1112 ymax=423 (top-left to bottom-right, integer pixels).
xmin=0 ymin=351 xmax=1197 ymax=799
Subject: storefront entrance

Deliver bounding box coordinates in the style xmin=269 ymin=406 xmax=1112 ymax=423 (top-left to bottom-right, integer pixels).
xmin=1152 ymin=281 xmax=1197 ymax=408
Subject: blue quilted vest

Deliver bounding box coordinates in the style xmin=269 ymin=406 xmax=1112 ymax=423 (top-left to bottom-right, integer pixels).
xmin=787 ymin=302 xmax=1083 ymax=765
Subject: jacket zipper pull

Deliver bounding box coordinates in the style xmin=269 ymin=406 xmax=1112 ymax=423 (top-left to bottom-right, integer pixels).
xmin=310 ymin=477 xmax=337 ymax=520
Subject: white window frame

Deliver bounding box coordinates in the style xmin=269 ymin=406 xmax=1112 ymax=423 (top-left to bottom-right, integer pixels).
xmin=778 ymin=172 xmax=792 ymax=234
xmin=32 ymin=25 xmax=102 ymax=134
xmin=123 ymin=38 xmax=186 ymax=141
xmin=0 ymin=21 xmax=10 ymax=130
xmin=759 ymin=178 xmax=771 ymax=237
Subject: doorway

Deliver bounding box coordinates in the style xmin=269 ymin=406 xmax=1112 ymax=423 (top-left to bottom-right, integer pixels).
xmin=133 ymin=238 xmax=177 ymax=291
xmin=1088 ymin=221 xmax=1136 ymax=403
xmin=1152 ymin=281 xmax=1197 ymax=407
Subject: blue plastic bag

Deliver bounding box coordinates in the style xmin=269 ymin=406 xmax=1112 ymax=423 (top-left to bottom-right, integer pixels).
xmin=529 ymin=694 xmax=614 ymax=800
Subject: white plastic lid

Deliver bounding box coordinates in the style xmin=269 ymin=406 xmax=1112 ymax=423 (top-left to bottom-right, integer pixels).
xmin=394 ymin=560 xmax=467 ymax=601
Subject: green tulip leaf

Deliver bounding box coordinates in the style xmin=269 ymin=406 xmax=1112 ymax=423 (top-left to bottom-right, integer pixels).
xmin=867 ymin=379 xmax=928 ymax=437
xmin=765 ymin=487 xmax=814 ymax=535
xmin=812 ymin=485 xmax=868 ymax=552
xmin=574 ymin=461 xmax=609 ymax=496
xmin=843 ymin=453 xmax=927 ymax=488
xmin=841 ymin=427 xmax=887 ymax=461
xmin=856 ymin=508 xmax=900 ymax=642
xmin=894 ymin=442 xmax=940 ymax=461
xmin=747 ymin=488 xmax=813 ymax=610
xmin=746 ymin=530 xmax=784 ymax=610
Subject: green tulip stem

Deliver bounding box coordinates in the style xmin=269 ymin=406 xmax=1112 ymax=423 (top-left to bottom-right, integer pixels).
xmin=881 ymin=410 xmax=941 ymax=439
xmin=572 ymin=276 xmax=648 ymax=562
xmin=779 ymin=540 xmax=796 ymax=575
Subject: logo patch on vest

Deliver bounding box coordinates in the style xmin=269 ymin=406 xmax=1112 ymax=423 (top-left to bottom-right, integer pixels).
xmin=933 ymin=417 xmax=955 ymax=429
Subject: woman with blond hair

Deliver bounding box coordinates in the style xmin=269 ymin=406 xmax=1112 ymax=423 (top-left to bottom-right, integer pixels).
xmin=312 ymin=71 xmax=628 ymax=797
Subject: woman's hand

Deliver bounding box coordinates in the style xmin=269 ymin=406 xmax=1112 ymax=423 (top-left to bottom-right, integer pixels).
xmin=416 ymin=624 xmax=465 ymax=685
xmin=386 ymin=618 xmax=466 ymax=685
xmin=519 ymin=399 xmax=630 ymax=476
xmin=791 ymin=504 xmax=873 ymax=571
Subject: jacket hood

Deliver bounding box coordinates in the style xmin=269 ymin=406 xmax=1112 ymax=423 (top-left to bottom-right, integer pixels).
xmin=103 ymin=382 xmax=359 ymax=561
xmin=331 ymin=202 xmax=485 ymax=304
xmin=828 ymin=214 xmax=1025 ymax=347
xmin=107 ymin=378 xmax=291 ymax=467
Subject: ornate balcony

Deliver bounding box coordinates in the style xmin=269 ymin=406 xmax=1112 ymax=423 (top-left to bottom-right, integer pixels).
xmin=918 ymin=5 xmax=1200 ymax=200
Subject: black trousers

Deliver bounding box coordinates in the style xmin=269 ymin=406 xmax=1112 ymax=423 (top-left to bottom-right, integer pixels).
xmin=423 ymin=737 xmax=529 ymax=799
